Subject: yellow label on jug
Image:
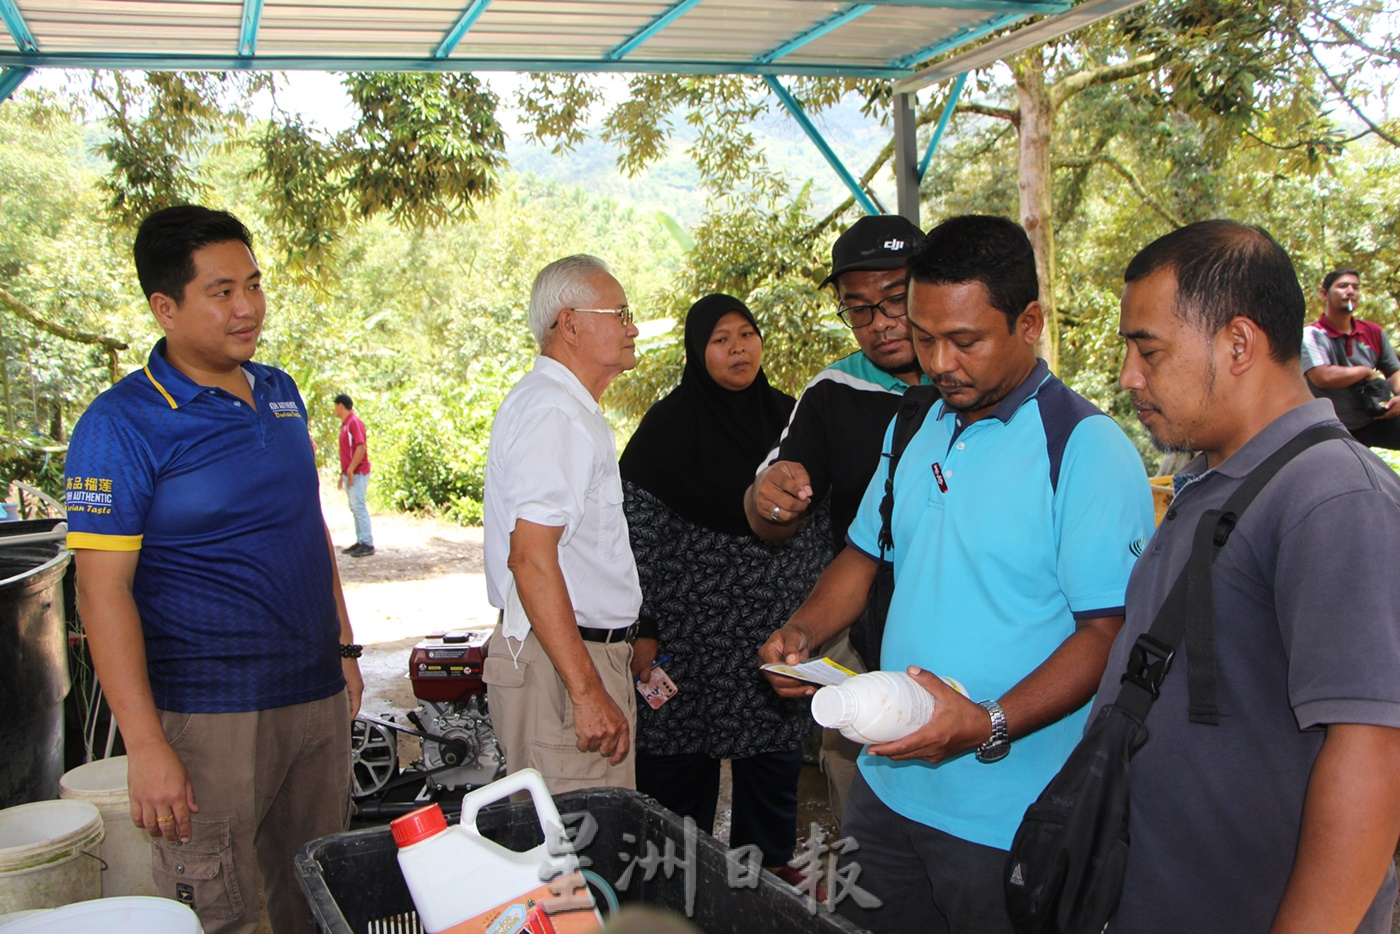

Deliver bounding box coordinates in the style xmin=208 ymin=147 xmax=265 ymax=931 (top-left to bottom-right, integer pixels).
xmin=437 ymin=872 xmax=601 ymax=934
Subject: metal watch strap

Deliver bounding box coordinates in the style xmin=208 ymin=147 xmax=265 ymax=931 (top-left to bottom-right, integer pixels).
xmin=976 ymin=699 xmax=1009 ymax=762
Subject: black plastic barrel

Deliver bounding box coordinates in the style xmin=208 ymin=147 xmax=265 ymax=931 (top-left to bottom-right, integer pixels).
xmin=0 ymin=521 xmax=72 ymax=807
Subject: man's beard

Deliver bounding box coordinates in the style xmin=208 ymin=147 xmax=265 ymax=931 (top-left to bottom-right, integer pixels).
xmin=935 ymin=379 xmax=1013 ymax=414
xmin=874 ymin=356 xmax=922 ymax=378
xmin=1137 ymin=354 xmax=1214 ymax=456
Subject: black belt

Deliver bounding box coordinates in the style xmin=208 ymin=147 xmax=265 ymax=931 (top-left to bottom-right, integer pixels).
xmin=579 ymin=623 xmax=638 ymax=644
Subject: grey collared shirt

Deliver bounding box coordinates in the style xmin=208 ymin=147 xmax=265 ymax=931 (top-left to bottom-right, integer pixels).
xmin=1097 ymin=398 xmax=1400 ymax=932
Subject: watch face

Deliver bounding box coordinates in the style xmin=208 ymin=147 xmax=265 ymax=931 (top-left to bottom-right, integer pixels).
xmin=976 ymin=742 xmax=1011 ymax=763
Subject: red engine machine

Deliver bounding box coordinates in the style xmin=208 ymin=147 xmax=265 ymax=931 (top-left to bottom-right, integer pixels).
xmin=350 ymin=630 xmax=505 ymax=808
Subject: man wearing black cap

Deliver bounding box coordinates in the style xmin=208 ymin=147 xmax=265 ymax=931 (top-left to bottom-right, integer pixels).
xmin=743 ymin=214 xmax=931 ymax=825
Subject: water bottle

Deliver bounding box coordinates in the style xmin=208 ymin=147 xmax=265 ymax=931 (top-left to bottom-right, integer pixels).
xmin=811 ymin=670 xmax=963 ymax=744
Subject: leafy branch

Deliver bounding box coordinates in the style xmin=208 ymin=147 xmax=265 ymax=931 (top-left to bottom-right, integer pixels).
xmin=1 ymin=288 xmax=128 ymax=383
xmin=1053 ymin=153 xmax=1184 ymax=227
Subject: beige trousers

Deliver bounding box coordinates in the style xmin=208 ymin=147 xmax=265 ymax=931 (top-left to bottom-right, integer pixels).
xmin=818 ymin=632 xmax=869 ymax=831
xmin=153 ymin=691 xmax=352 ymax=934
xmin=483 ymin=624 xmax=637 ymax=794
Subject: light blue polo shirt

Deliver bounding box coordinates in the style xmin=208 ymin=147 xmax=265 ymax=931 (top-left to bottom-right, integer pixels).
xmin=65 ymin=340 xmax=343 ymax=714
xmin=846 ymin=359 xmax=1153 ymax=850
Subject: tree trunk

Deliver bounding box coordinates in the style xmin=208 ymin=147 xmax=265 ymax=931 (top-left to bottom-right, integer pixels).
xmin=1013 ymin=49 xmax=1058 ymax=370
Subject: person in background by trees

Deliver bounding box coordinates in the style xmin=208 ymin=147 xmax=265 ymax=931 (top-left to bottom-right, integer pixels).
xmin=1301 ymin=268 xmax=1400 ymax=450
xmin=63 ymin=205 xmax=360 ymax=934
xmin=1106 ymin=221 xmax=1400 ymax=932
xmin=620 ymin=294 xmax=830 ymax=893
xmin=481 ymin=254 xmax=642 ymax=793
xmin=742 ymin=214 xmax=931 ymax=828
xmin=333 ymin=393 xmax=374 ymax=557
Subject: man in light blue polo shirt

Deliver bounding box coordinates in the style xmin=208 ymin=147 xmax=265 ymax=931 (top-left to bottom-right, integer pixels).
xmin=762 ymin=215 xmax=1152 ymax=933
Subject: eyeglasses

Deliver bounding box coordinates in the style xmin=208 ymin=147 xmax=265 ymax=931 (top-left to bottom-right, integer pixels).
xmin=552 ymin=306 xmax=634 ymax=329
xmin=836 ymin=294 xmax=907 ymax=329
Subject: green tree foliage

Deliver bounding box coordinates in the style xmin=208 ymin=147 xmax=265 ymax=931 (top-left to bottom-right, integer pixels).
xmin=608 ymin=191 xmax=855 ymax=424
xmin=85 ymin=71 xmax=506 ymax=274
xmin=0 ymin=93 xmax=148 ymax=492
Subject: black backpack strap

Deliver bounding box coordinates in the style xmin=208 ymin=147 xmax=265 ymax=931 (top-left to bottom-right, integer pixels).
xmin=877 ymin=385 xmax=941 ymax=558
xmin=1115 ymin=424 xmax=1351 ymax=723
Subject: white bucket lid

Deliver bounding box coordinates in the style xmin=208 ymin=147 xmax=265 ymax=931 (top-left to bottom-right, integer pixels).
xmin=0 ymin=897 xmax=202 ymax=933
xmin=0 ymin=910 xmax=50 ymax=928
xmin=0 ymin=802 xmax=105 ymax=874
xmin=59 ymin=758 xmax=129 ymax=798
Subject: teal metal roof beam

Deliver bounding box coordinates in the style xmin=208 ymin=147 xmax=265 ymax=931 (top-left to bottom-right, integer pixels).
xmin=789 ymin=0 xmax=1067 ymax=11
xmin=894 ymin=0 xmax=1152 ymax=93
xmin=756 ymin=4 xmax=876 ymax=64
xmin=763 ymin=75 xmax=879 ymax=215
xmin=0 ymin=65 xmax=31 ymax=102
xmin=891 ymin=11 xmax=1028 ymax=69
xmin=0 ymin=53 xmax=910 ymax=79
xmin=606 ymin=0 xmax=706 ymax=61
xmin=435 ymin=0 xmax=494 ymax=59
xmin=917 ymin=69 xmax=967 ymax=180
xmin=0 ymin=0 xmax=37 ymax=53
xmin=238 ymin=0 xmax=264 ymax=57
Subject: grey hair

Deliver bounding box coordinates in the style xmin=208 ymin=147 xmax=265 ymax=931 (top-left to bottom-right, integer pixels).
xmin=528 ymin=254 xmax=613 ymax=346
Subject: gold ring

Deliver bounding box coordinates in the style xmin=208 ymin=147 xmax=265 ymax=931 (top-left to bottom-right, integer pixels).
xmin=157 ymin=815 xmax=175 ymax=824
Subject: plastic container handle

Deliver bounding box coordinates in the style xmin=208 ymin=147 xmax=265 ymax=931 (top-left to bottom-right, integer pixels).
xmin=459 ymin=769 xmax=561 ymax=834
xmin=458 ymin=769 xmax=578 ymax=875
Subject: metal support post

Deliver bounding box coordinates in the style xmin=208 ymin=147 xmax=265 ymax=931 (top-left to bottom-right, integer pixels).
xmin=892 ymin=91 xmax=919 ymax=225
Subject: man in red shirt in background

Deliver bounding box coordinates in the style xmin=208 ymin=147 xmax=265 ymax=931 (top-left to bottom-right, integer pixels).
xmin=334 ymin=393 xmax=374 ymax=556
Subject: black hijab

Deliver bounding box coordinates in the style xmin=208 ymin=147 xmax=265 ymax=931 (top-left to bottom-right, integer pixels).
xmin=620 ymin=294 xmax=794 ymax=536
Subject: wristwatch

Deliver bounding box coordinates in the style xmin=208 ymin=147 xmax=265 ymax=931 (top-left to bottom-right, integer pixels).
xmin=975 ymin=699 xmax=1010 ymax=763
xmin=339 ymin=643 xmax=364 ymax=659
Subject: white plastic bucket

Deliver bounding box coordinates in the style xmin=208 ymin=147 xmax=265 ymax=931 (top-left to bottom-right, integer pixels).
xmin=58 ymin=757 xmax=155 ymax=898
xmin=0 ymin=801 xmax=104 ymax=914
xmin=0 ymin=896 xmax=202 ymax=933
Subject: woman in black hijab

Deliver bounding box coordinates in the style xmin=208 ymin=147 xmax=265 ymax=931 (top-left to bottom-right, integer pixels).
xmin=620 ymin=294 xmax=832 ymax=887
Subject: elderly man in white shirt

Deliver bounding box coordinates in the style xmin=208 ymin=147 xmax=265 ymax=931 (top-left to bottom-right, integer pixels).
xmin=482 ymin=254 xmax=643 ymax=792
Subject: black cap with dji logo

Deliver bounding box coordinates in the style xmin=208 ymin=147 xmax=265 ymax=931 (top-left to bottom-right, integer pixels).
xmin=820 ymin=214 xmax=925 ymax=288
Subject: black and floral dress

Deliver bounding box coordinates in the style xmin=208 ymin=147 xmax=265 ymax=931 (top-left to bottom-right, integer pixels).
xmin=625 ymin=484 xmax=832 ymax=759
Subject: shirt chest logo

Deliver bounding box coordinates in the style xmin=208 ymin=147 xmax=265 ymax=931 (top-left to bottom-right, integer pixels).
xmin=268 ymin=400 xmax=302 ymax=419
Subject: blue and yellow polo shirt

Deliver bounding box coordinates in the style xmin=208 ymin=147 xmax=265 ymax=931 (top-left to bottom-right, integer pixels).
xmin=847 ymin=360 xmax=1154 ymax=850
xmin=65 ymin=340 xmax=343 ymax=714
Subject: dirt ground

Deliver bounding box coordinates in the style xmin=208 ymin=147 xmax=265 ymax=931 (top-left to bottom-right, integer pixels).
xmin=321 ymin=477 xmax=839 ymax=851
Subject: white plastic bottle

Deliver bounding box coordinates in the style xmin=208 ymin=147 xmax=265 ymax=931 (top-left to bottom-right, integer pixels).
xmin=390 ymin=769 xmax=601 ymax=934
xmin=811 ymin=670 xmax=963 ymax=744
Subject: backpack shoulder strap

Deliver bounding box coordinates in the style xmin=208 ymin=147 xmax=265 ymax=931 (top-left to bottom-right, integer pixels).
xmin=877 ymin=385 xmax=941 ymax=556
xmin=1116 ymin=423 xmax=1351 ymax=722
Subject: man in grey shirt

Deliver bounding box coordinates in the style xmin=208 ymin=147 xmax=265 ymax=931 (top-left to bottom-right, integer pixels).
xmin=1104 ymin=220 xmax=1400 ymax=931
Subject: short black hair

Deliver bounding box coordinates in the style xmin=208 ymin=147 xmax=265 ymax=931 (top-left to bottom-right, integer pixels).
xmin=133 ymin=205 xmax=255 ymax=304
xmin=907 ymin=215 xmax=1038 ymax=331
xmin=1322 ymin=268 xmax=1359 ymax=293
xmin=333 ymin=393 xmax=353 ymax=410
xmin=1124 ymin=220 xmax=1303 ymax=364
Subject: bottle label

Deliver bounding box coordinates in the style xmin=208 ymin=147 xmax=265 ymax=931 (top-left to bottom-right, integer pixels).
xmin=435 ymin=871 xmax=602 ymax=934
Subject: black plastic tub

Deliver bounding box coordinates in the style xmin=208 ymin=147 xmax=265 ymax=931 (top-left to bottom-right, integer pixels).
xmin=0 ymin=525 xmax=71 ymax=807
xmin=296 ymin=788 xmax=865 ymax=934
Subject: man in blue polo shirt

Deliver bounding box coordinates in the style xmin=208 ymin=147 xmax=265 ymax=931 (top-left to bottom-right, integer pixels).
xmin=762 ymin=215 xmax=1152 ymax=932
xmin=65 ymin=206 xmax=361 ymax=934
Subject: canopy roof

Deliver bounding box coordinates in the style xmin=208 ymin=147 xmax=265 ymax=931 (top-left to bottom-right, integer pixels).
xmin=1 ymin=0 xmax=1125 ymax=80
xmin=0 ymin=0 xmax=1149 ymax=221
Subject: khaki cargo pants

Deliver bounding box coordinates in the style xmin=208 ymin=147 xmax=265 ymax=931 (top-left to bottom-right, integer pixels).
xmin=152 ymin=691 xmax=352 ymax=934
xmin=483 ymin=624 xmax=636 ymax=794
